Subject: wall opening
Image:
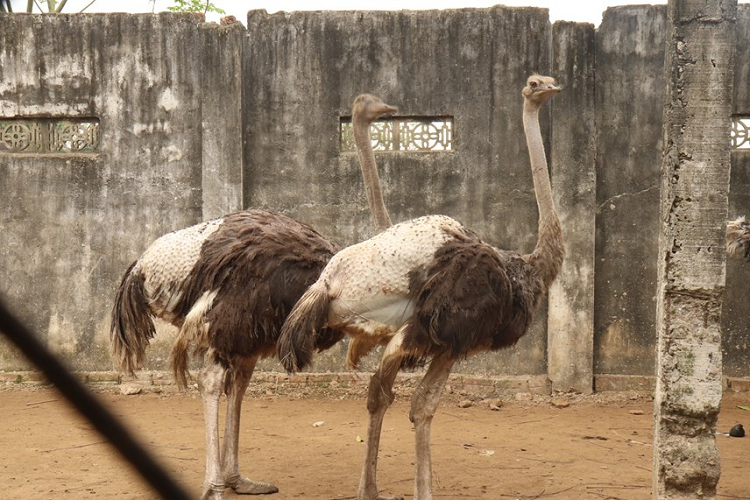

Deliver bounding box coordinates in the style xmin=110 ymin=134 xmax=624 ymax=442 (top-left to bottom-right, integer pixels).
xmin=0 ymin=118 xmax=100 ymax=154
xmin=340 ymin=116 xmax=454 ymax=153
xmin=732 ymin=116 xmax=750 ymax=150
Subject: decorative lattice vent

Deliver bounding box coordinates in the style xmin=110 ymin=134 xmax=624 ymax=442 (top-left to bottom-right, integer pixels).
xmin=732 ymin=116 xmax=750 ymax=150
xmin=0 ymin=118 xmax=99 ymax=154
xmin=340 ymin=117 xmax=453 ymax=153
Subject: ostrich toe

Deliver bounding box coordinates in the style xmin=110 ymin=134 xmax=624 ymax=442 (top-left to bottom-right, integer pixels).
xmin=229 ymin=477 xmax=279 ymax=495
xmin=200 ymin=486 xmax=228 ymax=500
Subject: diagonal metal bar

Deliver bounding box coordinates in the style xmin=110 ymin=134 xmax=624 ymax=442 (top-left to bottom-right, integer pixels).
xmin=0 ymin=298 xmax=192 ymax=500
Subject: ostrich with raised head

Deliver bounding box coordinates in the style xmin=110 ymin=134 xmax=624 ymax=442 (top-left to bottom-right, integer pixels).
xmin=278 ymin=75 xmax=564 ymax=500
xmin=110 ymin=92 xmax=398 ymax=500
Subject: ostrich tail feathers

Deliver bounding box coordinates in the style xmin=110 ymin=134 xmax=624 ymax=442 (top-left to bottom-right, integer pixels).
xmin=110 ymin=262 xmax=155 ymax=376
xmin=170 ymin=332 xmax=191 ymax=390
xmin=277 ymin=283 xmax=332 ymax=373
xmin=727 ymin=217 xmax=750 ymax=261
xmin=169 ymin=290 xmax=217 ymax=389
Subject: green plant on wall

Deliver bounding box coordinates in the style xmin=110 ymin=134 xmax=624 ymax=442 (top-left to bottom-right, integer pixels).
xmin=167 ymin=0 xmax=225 ymax=14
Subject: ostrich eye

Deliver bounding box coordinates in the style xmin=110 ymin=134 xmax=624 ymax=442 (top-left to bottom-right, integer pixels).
xmin=530 ymin=81 xmax=538 ymax=88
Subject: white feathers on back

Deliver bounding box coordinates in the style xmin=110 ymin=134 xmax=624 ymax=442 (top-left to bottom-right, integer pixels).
xmin=323 ymin=214 xmax=464 ymax=335
xmin=136 ymin=218 xmax=223 ymax=318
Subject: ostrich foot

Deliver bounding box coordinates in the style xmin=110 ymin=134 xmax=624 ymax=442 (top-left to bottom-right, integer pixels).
xmin=228 ymin=477 xmax=279 ymax=495
xmin=199 ymin=486 xmax=228 ymax=500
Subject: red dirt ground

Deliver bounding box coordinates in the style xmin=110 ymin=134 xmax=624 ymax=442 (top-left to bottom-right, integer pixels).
xmin=1 ymin=385 xmax=748 ymax=499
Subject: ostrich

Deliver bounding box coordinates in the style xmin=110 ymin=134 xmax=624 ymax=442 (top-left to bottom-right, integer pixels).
xmin=278 ymin=75 xmax=563 ymax=500
xmin=726 ymin=217 xmax=750 ymax=260
xmin=111 ymin=210 xmax=342 ymax=499
xmin=109 ymin=95 xmax=399 ymax=500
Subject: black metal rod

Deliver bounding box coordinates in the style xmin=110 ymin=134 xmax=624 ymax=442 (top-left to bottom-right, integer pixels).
xmin=0 ymin=298 xmax=192 ymax=500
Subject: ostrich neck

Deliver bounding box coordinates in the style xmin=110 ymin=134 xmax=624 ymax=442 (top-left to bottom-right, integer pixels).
xmin=522 ymin=100 xmax=564 ymax=289
xmin=353 ymin=118 xmax=392 ymax=232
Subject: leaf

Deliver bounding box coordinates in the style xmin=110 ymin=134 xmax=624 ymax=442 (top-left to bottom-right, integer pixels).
xmin=356 ymin=435 xmax=364 ymax=443
xmin=738 ymin=406 xmax=750 ymax=411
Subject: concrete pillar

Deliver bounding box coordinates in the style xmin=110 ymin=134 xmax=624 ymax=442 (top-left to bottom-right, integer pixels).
xmin=200 ymin=20 xmax=245 ymax=219
xmin=653 ymin=0 xmax=737 ymax=497
xmin=547 ymin=21 xmax=596 ymax=393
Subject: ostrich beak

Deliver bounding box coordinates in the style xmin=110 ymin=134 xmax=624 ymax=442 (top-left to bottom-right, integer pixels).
xmin=376 ymin=103 xmax=398 ymax=116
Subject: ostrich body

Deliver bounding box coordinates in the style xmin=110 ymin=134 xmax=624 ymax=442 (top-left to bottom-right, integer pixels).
xmin=278 ymin=75 xmax=563 ymax=500
xmin=111 ymin=210 xmax=343 ymax=500
xmin=727 ymin=217 xmax=750 ymax=260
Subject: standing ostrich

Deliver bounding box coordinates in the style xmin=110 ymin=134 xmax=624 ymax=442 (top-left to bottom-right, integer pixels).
xmin=278 ymin=75 xmax=563 ymax=500
xmin=111 ymin=210 xmax=342 ymax=499
xmin=110 ymin=95 xmax=399 ymax=500
xmin=727 ymin=217 xmax=750 ymax=260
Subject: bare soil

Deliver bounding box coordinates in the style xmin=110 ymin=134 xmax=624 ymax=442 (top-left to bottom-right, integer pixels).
xmin=1 ymin=385 xmax=748 ymax=500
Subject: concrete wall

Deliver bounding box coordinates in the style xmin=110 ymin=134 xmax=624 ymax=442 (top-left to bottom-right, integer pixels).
xmin=724 ymin=6 xmax=750 ymax=380
xmin=594 ymin=5 xmax=667 ymax=379
xmin=243 ymin=6 xmax=561 ymax=376
xmin=593 ymin=5 xmax=750 ymax=384
xmin=0 ymin=13 xmax=243 ymax=371
xmin=1 ymin=6 xmax=749 ymax=388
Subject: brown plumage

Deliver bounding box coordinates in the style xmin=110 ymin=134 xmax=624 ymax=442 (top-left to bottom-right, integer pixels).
xmin=727 ymin=217 xmax=750 ymax=260
xmin=278 ymin=75 xmax=563 ymax=500
xmin=403 ymin=227 xmax=544 ymax=367
xmin=111 ymin=209 xmax=340 ymax=500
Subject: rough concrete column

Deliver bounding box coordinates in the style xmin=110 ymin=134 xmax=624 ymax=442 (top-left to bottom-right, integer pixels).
xmin=200 ymin=19 xmax=245 ymax=219
xmin=547 ymin=21 xmax=596 ymax=393
xmin=653 ymin=0 xmax=737 ymax=497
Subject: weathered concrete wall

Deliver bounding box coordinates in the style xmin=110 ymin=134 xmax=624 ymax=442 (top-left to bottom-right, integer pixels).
xmin=594 ymin=4 xmax=750 ymax=388
xmin=243 ymin=7 xmax=558 ymax=376
xmin=594 ymin=5 xmax=667 ymax=379
xmin=723 ymin=7 xmax=750 ymax=380
xmin=547 ymin=21 xmax=596 ymax=393
xmin=1 ymin=6 xmax=749 ymax=387
xmin=0 ymin=13 xmax=243 ymax=370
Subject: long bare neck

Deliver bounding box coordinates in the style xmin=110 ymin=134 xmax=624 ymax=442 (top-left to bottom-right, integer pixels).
xmin=522 ymin=100 xmax=564 ymax=289
xmin=353 ymin=118 xmax=392 ymax=232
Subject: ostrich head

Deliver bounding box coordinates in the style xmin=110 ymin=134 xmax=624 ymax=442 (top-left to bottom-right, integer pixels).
xmin=727 ymin=216 xmax=750 ymax=260
xmin=522 ymin=74 xmax=560 ymax=106
xmin=352 ymin=94 xmax=398 ymax=125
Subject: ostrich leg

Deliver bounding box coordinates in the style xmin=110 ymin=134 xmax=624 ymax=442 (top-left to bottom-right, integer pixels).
xmin=357 ymin=347 xmax=404 ymax=500
xmin=409 ymin=355 xmax=455 ymax=500
xmin=199 ymin=359 xmax=229 ymax=500
xmin=222 ymin=356 xmax=278 ymax=495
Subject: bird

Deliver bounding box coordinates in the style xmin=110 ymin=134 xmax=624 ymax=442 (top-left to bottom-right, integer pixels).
xmin=109 ymin=94 xmax=399 ymax=500
xmin=110 ymin=210 xmax=344 ymax=500
xmin=277 ymin=74 xmax=564 ymax=500
xmin=726 ymin=217 xmax=750 ymax=260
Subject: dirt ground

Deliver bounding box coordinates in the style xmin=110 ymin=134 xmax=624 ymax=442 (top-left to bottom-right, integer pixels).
xmin=1 ymin=384 xmax=748 ymax=500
